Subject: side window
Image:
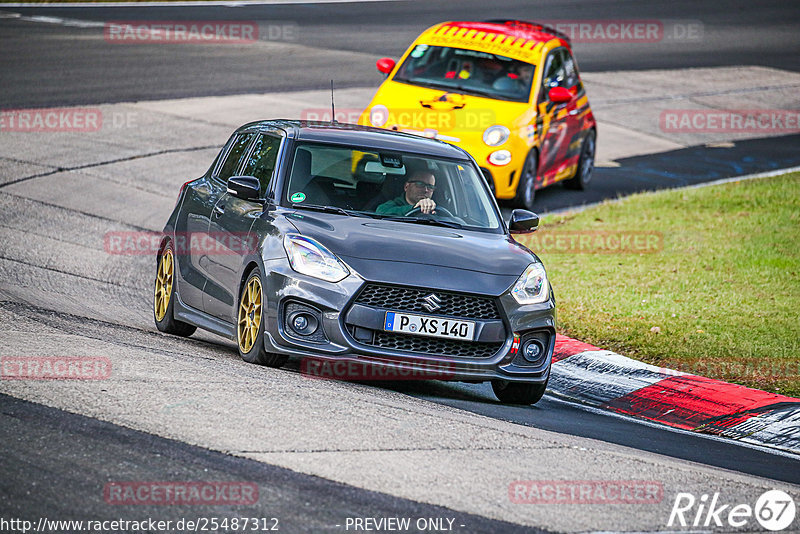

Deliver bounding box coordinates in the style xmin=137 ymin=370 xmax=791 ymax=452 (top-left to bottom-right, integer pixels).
xmin=561 ymin=50 xmax=580 ymax=90
xmin=216 ymin=133 xmax=254 ymax=182
xmin=241 ymin=134 xmax=281 ymax=195
xmin=542 ymin=51 xmax=565 ymax=91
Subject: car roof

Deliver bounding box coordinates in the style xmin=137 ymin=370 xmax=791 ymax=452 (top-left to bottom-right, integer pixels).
xmin=437 ymin=20 xmax=570 ymax=45
xmin=414 ymin=20 xmax=570 ymax=63
xmin=235 ymin=119 xmax=473 ymax=159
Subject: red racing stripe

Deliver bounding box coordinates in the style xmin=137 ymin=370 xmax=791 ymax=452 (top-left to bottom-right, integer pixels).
xmin=602 ymin=375 xmax=800 ymax=430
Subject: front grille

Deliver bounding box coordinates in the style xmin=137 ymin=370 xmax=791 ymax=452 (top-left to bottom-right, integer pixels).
xmin=365 ymin=331 xmax=504 ymax=359
xmin=355 ymin=284 xmax=501 ymax=320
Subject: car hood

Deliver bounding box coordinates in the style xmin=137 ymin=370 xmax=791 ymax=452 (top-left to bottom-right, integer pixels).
xmin=360 ymin=80 xmax=531 ymax=134
xmin=284 ymin=211 xmax=537 ymax=295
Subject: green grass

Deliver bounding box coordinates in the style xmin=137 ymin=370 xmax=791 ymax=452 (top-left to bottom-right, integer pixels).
xmin=515 ymin=172 xmax=800 ymax=397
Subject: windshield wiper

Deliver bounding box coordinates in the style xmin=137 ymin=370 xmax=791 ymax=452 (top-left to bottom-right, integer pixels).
xmin=408 ymin=218 xmax=463 ymax=229
xmin=291 ymin=204 xmax=371 ymax=218
xmin=293 ymin=205 xmax=464 ymax=228
xmin=378 ymin=215 xmax=464 ymax=229
xmin=402 ymin=80 xmax=497 ymax=99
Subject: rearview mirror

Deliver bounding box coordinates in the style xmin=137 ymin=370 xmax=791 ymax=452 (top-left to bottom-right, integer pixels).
xmin=548 ymin=86 xmax=572 ymax=103
xmin=227 ymin=175 xmax=261 ymax=202
xmin=376 ymin=57 xmax=396 ymax=75
xmin=364 ymin=161 xmax=406 ymax=175
xmin=509 ymin=209 xmax=539 ymax=234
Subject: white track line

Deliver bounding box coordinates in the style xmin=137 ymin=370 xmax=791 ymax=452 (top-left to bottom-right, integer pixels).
xmin=9 ymin=13 xmax=105 ymax=26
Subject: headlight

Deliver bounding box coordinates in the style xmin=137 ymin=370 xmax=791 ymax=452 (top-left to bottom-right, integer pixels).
xmin=511 ymin=263 xmax=550 ymax=305
xmin=283 ymin=234 xmax=349 ymax=283
xmin=483 ymin=125 xmax=510 ymax=146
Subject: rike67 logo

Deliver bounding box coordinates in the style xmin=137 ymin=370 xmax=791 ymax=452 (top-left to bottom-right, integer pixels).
xmin=668 ymin=490 xmax=796 ymax=531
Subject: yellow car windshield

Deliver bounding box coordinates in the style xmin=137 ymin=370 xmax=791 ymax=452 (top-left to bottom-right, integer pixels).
xmin=393 ymin=45 xmax=535 ymax=103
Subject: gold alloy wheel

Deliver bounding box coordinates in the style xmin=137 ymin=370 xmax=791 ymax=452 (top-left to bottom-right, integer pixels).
xmin=238 ymin=276 xmax=262 ymax=353
xmin=154 ymin=248 xmax=174 ymax=322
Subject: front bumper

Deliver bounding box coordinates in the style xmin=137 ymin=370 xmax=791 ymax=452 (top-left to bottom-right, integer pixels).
xmin=260 ymin=261 xmax=556 ymax=383
xmin=470 ymin=137 xmax=531 ymax=200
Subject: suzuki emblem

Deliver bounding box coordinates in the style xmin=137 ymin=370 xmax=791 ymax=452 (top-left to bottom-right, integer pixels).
xmin=422 ymin=293 xmax=442 ymax=312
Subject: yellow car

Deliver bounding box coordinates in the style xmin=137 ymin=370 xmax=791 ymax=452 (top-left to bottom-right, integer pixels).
xmin=358 ymin=19 xmax=597 ymax=210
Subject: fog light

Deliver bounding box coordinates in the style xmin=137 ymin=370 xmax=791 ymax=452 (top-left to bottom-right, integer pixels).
xmin=522 ymin=339 xmax=544 ymax=363
xmin=289 ymin=311 xmax=318 ymax=336
xmin=293 ymin=315 xmax=308 ymax=331
xmin=488 ymin=150 xmax=511 ymax=166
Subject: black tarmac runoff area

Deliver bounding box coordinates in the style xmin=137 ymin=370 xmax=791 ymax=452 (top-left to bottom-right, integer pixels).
xmin=0 ymin=394 xmax=548 ymax=534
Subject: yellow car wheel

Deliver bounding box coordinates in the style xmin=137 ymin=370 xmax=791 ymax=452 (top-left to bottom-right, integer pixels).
xmin=564 ymin=129 xmax=596 ymax=190
xmin=237 ymin=269 xmax=288 ymax=368
xmin=153 ymin=242 xmax=196 ymax=337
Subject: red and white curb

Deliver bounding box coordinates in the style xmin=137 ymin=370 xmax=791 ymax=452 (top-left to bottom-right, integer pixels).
xmin=548 ymin=335 xmax=800 ymax=455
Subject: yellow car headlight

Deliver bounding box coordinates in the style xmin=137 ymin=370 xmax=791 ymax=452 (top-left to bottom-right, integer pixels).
xmin=483 ymin=125 xmax=510 ymax=146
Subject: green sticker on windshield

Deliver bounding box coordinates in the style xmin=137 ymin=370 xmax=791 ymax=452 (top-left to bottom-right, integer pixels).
xmin=291 ymin=192 xmax=306 ymax=203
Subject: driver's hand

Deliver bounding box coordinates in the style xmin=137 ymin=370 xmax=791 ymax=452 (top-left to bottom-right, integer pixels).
xmin=415 ymin=198 xmax=436 ymax=214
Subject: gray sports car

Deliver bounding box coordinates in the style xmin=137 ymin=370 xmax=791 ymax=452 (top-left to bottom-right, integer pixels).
xmin=154 ymin=120 xmax=555 ymax=404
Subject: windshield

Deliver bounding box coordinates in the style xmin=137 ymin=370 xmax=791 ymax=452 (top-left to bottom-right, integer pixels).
xmin=284 ymin=142 xmax=503 ymax=232
xmin=394 ymin=44 xmax=535 ymax=103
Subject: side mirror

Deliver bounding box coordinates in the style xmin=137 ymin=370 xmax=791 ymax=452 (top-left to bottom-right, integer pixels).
xmin=548 ymin=86 xmax=572 ymax=103
xmin=509 ymin=209 xmax=539 ymax=234
xmin=376 ymin=57 xmax=396 ymax=75
xmin=227 ymin=175 xmax=261 ymax=202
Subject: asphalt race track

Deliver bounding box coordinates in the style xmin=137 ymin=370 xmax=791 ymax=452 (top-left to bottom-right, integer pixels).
xmin=2 ymin=0 xmax=800 ymax=107
xmin=1 ymin=1 xmax=799 ymax=533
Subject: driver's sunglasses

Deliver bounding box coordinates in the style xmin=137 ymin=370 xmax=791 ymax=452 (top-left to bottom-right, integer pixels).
xmin=408 ymin=180 xmax=436 ymax=191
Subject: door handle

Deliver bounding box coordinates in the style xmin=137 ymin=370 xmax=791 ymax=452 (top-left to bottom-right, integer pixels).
xmin=213 ymin=204 xmax=225 ymax=217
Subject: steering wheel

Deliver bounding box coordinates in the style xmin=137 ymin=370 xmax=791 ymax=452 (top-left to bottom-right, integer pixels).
xmin=404 ymin=206 xmax=455 ymax=218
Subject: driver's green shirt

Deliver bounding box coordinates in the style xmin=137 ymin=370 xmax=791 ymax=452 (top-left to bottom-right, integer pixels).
xmin=376 ymin=195 xmax=412 ymax=216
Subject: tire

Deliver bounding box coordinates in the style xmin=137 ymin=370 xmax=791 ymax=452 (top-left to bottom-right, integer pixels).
xmin=512 ymin=149 xmax=538 ymax=211
xmin=154 ymin=242 xmax=196 ymax=337
xmin=564 ymin=129 xmax=596 ymax=190
xmin=491 ymin=379 xmax=548 ymax=405
xmin=237 ymin=269 xmax=288 ymax=368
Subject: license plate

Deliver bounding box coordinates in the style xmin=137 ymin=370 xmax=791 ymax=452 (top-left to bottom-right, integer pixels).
xmin=384 ymin=312 xmax=475 ymax=341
